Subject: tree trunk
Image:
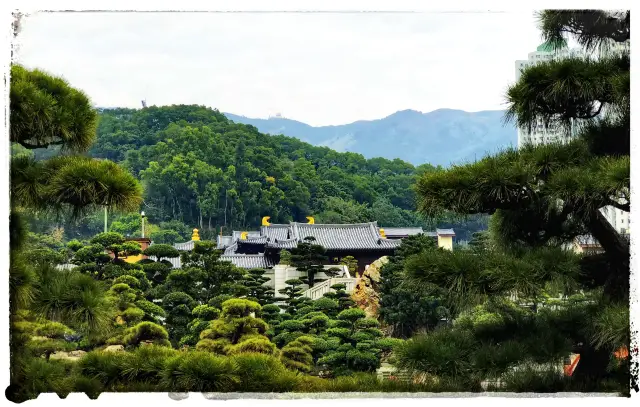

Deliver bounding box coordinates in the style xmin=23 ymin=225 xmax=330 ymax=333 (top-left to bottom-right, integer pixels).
xmin=583 ymin=209 xmax=629 ymax=302
xmin=571 ymin=343 xmax=612 ymax=385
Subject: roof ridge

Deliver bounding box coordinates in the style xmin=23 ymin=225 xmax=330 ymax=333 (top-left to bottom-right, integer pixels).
xmin=292 ymin=222 xmax=378 ymax=228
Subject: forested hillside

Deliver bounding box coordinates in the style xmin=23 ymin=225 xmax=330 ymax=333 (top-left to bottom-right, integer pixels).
xmin=21 ymin=105 xmax=487 ymax=242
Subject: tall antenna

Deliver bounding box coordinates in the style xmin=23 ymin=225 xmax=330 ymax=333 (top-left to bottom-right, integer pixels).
xmin=141 ymin=99 xmax=147 ymax=108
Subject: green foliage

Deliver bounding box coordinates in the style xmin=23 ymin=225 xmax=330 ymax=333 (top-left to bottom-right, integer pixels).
xmin=150 ymin=229 xmax=183 ymax=244
xmin=135 ymin=299 xmax=166 ymax=320
xmin=244 ymin=268 xmax=275 ymax=305
xmin=197 ymin=299 xmax=273 ymax=356
xmin=10 ymin=64 xmax=96 ymax=152
xmin=30 ymin=265 xmax=114 ymax=341
xmin=161 ymin=351 xmax=240 ymax=392
xmin=179 ymin=305 xmax=221 ymax=347
xmin=290 ymin=237 xmax=334 ymax=288
xmin=29 ymin=103 xmax=486 ymax=242
xmin=122 ymin=322 xmax=171 ymax=347
xmin=34 ymin=322 xmax=73 ymax=339
xmin=280 ymin=335 xmax=315 ymax=372
xmin=143 ymin=244 xmax=180 ymax=260
xmin=379 ymin=234 xmax=450 ymax=338
xmin=279 ymin=249 xmax=292 ymax=265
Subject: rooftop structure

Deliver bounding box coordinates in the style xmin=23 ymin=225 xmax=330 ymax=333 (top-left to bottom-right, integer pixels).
xmin=160 ymin=218 xmax=455 ymax=272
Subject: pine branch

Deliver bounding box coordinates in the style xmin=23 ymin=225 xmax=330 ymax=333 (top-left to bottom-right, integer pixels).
xmin=607 ymin=200 xmax=629 ymax=212
xmin=538 ymin=10 xmax=630 ymax=53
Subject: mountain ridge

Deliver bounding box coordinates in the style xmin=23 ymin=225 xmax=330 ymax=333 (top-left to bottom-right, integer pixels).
xmin=224 ymin=109 xmax=517 ymax=167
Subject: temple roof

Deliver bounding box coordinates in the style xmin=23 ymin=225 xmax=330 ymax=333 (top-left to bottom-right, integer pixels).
xmin=382 ymin=227 xmax=424 ymax=237
xmin=261 ymin=224 xmax=290 ymax=240
xmin=169 ymin=221 xmax=455 ymax=268
xmin=290 ymin=222 xmax=401 ymax=250
xmin=219 ymin=254 xmax=276 ymax=269
xmin=266 ymin=238 xmax=299 ymax=249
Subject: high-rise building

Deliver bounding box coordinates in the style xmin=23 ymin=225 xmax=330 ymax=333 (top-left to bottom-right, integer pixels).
xmin=515 ymin=42 xmax=582 ymax=147
xmin=514 ymin=41 xmax=630 ymax=235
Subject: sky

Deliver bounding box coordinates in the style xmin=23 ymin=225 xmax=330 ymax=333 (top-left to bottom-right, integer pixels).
xmin=15 ymin=11 xmax=545 ymax=126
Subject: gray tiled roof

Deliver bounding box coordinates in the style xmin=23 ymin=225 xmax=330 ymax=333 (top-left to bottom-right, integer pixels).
xmin=239 ymin=236 xmax=268 ymax=244
xmin=261 ymin=224 xmax=290 ymax=240
xmin=220 ymin=254 xmax=275 ymax=269
xmin=382 ymin=227 xmax=424 ymax=237
xmin=224 ymin=243 xmax=238 ymax=254
xmin=232 ymin=230 xmax=261 ymax=242
xmin=290 ymin=222 xmax=401 ymax=250
xmin=436 ymin=228 xmax=456 ymax=236
xmin=266 ymin=238 xmax=299 ymax=249
xmin=163 ymin=252 xmax=274 ymax=270
xmin=424 ymin=231 xmax=438 ymax=237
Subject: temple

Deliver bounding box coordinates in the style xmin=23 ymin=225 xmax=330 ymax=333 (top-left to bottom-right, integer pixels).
xmin=162 ymin=217 xmax=456 ymax=274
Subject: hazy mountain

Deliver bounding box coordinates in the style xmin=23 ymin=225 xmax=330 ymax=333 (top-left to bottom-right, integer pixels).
xmin=224 ymin=109 xmax=517 ymax=167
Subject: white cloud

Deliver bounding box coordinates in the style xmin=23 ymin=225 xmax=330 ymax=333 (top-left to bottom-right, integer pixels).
xmin=15 ymin=11 xmax=542 ymax=126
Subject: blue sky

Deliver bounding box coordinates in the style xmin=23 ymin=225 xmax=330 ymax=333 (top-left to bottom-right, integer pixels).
xmin=16 ymin=11 xmax=544 ymax=126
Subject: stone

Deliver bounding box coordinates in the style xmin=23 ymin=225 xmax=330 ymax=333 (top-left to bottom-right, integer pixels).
xmin=350 ymin=256 xmax=389 ymax=318
xmin=68 ymin=350 xmax=87 ymax=358
xmin=104 ymin=344 xmax=124 ymax=352
xmin=49 ymin=350 xmax=86 ymax=361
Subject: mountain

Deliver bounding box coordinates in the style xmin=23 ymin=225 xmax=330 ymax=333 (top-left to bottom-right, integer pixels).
xmin=224 ymin=109 xmax=517 ymax=167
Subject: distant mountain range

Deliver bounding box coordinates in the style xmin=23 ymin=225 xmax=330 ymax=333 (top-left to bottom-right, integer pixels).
xmin=224 ymin=109 xmax=517 ymax=167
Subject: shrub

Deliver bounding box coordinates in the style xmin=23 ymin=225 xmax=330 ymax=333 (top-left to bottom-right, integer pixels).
xmin=120 ymin=345 xmax=178 ymax=384
xmin=11 ymin=358 xmax=72 ymax=401
xmin=161 ymin=351 xmax=240 ymax=392
xmin=73 ymin=376 xmax=104 ymax=399
xmin=135 ymin=299 xmax=166 ymax=319
xmin=143 ymin=244 xmax=180 ymax=260
xmin=123 ymin=321 xmax=171 ymax=347
xmin=227 ymin=337 xmax=277 ymax=355
xmin=196 ymin=338 xmax=230 ymax=354
xmin=113 ymin=275 xmax=140 ymax=289
xmin=222 ymin=298 xmax=262 ymax=316
xmin=192 ymin=304 xmax=220 ymax=320
xmin=77 ymin=351 xmax=131 ymax=389
xmin=232 ymin=352 xmax=300 ymax=392
xmin=110 ymin=283 xmax=132 ymax=294
xmin=280 ymin=336 xmax=315 ymax=372
xmin=121 ymin=307 xmax=145 ymax=324
xmin=34 ymin=321 xmax=73 ymax=339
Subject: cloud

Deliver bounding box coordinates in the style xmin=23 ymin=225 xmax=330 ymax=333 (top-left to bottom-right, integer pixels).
xmin=15 ymin=11 xmax=541 ymax=126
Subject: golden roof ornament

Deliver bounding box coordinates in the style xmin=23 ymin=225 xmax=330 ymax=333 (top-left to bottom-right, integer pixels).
xmin=192 ymin=228 xmax=200 ymax=241
xmin=306 ymin=216 xmax=315 ymax=224
xmin=262 ymin=216 xmax=271 ymax=226
xmin=379 ymin=228 xmax=386 ymax=238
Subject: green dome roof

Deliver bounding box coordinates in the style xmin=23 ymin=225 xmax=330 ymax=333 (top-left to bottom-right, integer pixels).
xmin=537 ymin=39 xmax=568 ymax=52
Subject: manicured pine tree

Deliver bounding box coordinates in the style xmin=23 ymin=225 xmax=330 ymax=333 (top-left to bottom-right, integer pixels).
xmin=403 ymin=10 xmax=630 ymax=390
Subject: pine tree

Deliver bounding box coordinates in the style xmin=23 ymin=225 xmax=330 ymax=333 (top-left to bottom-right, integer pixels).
xmin=290 ymin=237 xmax=334 ymax=288
xmin=9 ymin=65 xmax=143 ymax=403
xmin=407 ymin=10 xmax=630 ymax=391
xmin=244 ymin=268 xmax=275 ymax=305
xmin=378 ymin=234 xmax=448 ymax=338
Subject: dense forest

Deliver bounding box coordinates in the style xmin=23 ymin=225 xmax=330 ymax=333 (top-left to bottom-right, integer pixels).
xmin=16 ymin=105 xmax=487 ymax=244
